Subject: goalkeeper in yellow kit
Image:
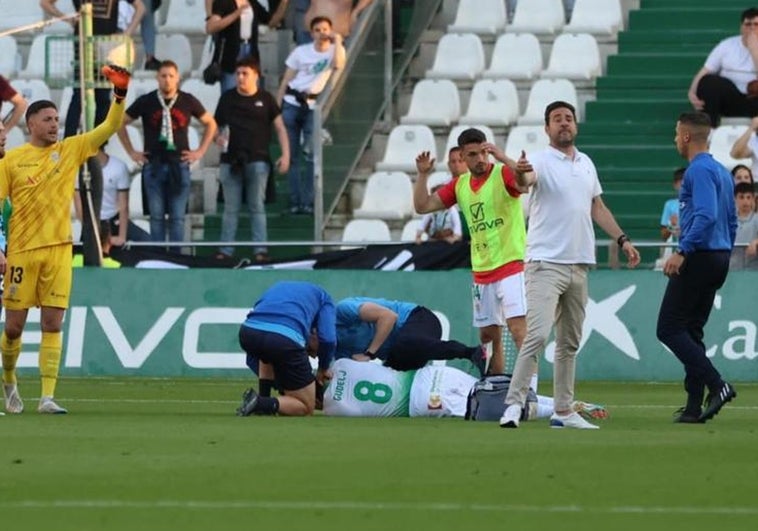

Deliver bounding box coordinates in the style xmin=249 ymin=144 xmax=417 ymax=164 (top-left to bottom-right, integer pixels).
xmin=0 ymin=65 xmax=131 ymax=414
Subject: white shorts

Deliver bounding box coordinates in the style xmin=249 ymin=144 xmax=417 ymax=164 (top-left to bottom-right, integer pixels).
xmin=471 ymin=273 xmax=527 ymax=327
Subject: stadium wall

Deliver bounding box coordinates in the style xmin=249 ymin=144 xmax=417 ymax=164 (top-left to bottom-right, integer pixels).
xmin=11 ymin=269 xmax=757 ymax=381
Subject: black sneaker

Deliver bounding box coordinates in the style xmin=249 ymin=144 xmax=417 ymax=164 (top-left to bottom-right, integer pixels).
xmin=470 ymin=345 xmax=488 ymax=376
xmin=144 ymin=57 xmax=161 ymax=70
xmin=236 ymin=387 xmax=259 ymax=417
xmin=699 ymin=382 xmax=736 ymax=422
xmin=673 ymin=407 xmax=703 ymax=424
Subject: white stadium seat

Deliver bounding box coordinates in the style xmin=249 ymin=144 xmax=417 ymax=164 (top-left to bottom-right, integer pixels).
xmin=10 ymin=80 xmax=52 ymax=123
xmin=709 ymin=125 xmax=752 ymax=170
xmin=128 ymin=174 xmax=145 ymax=218
xmin=161 ymin=0 xmax=207 ymax=34
xmin=341 ymin=219 xmax=392 ymax=248
xmin=504 ymin=125 xmax=550 ymax=159
xmin=0 ymin=1 xmax=43 ymax=32
xmin=426 ymin=33 xmax=485 ymax=80
xmin=376 ymin=125 xmax=437 ymax=173
xmin=19 ymin=35 xmax=74 ymax=81
xmin=5 ymin=127 xmax=25 ymax=150
xmin=448 ymin=0 xmax=507 ymax=35
xmin=71 ymin=219 xmax=82 ymax=243
xmin=43 ymin=0 xmax=75 ymax=34
xmin=426 ymin=171 xmax=452 ymax=191
xmin=0 ymin=36 xmax=19 ymax=77
xmin=134 ymin=34 xmax=192 ymax=78
xmin=354 ymin=172 xmax=414 ymax=220
xmin=400 ymin=79 xmax=460 ymax=127
xmin=541 ymin=33 xmax=601 ymax=80
xmin=180 ymin=78 xmax=221 ymax=115
xmin=518 ymin=79 xmax=578 ymax=125
xmin=400 ymin=218 xmax=424 ymax=242
xmin=460 ymin=79 xmax=519 ymax=127
xmin=124 ymin=78 xmax=159 ymax=109
xmin=106 ymin=125 xmax=143 ymax=174
xmin=510 ymin=0 xmax=565 ymax=35
xmin=483 ymin=33 xmax=542 ymax=80
xmin=564 ymin=0 xmax=623 ymax=37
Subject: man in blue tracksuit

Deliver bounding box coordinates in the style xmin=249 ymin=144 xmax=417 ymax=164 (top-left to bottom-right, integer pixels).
xmin=335 ymin=297 xmax=487 ymax=374
xmin=237 ymin=281 xmax=336 ymax=417
xmin=657 ymin=111 xmax=738 ymax=424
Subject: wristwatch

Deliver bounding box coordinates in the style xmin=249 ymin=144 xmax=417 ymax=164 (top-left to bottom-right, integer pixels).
xmin=675 ymin=249 xmax=686 ymax=257
xmin=363 ymin=350 xmax=376 ymax=359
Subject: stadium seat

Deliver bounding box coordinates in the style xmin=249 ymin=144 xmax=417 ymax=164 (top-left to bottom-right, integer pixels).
xmin=709 ymin=125 xmax=752 ymax=170
xmin=19 ymin=35 xmax=74 ymax=81
xmin=106 ymin=125 xmax=143 ymax=174
xmin=376 ymin=125 xmax=436 ymax=173
xmin=509 ymin=0 xmax=564 ymax=35
xmin=400 ymin=218 xmax=424 ymax=242
xmin=0 ymin=1 xmax=43 ymax=32
xmin=400 ymin=79 xmax=460 ymax=127
xmin=341 ymin=219 xmax=392 ymax=248
xmin=426 ymin=33 xmax=485 ymax=81
xmin=564 ymin=0 xmax=623 ymax=37
xmin=180 ymin=78 xmax=221 ymax=115
xmin=0 ymin=36 xmax=19 ymax=77
xmin=447 ymin=0 xmax=507 ymax=35
xmin=134 ymin=34 xmax=192 ymax=78
xmin=504 ymin=125 xmax=550 ymax=158
xmin=71 ymin=219 xmax=82 ymax=243
xmin=10 ymin=80 xmax=52 ymax=123
xmin=128 ymin=174 xmax=145 ymax=218
xmin=483 ymin=33 xmax=542 ymax=81
xmin=354 ymin=172 xmax=415 ymax=220
xmin=438 ymin=125 xmax=496 ymax=171
xmin=541 ymin=33 xmax=601 ymax=80
xmin=5 ymin=126 xmax=24 ymax=150
xmin=426 ymin=171 xmax=453 ymax=191
xmin=518 ymin=79 xmax=578 ymax=125
xmin=192 ymin=36 xmax=215 ymax=78
xmin=460 ymin=79 xmax=519 ymax=127
xmin=161 ymin=0 xmax=207 ymax=34
xmin=57 ymin=86 xmax=73 ymax=125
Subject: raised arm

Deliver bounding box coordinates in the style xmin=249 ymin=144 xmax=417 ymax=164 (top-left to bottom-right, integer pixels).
xmin=730 ymin=117 xmax=758 ymax=159
xmin=413 ymin=151 xmax=446 ymax=214
xmin=4 ymin=92 xmax=27 ymax=131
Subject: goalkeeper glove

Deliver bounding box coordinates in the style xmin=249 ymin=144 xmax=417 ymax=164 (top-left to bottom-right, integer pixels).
xmin=101 ymin=64 xmax=131 ymax=101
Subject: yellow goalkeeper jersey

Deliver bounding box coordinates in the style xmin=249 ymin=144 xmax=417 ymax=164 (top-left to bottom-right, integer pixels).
xmin=0 ymin=101 xmax=124 ymax=254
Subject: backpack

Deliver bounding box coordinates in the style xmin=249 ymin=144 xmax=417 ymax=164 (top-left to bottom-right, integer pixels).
xmin=464 ymin=374 xmax=537 ymax=421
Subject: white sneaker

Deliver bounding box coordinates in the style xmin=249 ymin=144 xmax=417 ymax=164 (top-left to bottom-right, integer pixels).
xmin=3 ymin=383 xmax=24 ymax=414
xmin=38 ymin=397 xmax=68 ymax=414
xmin=499 ymin=404 xmax=521 ymax=428
xmin=550 ymin=411 xmax=599 ymax=429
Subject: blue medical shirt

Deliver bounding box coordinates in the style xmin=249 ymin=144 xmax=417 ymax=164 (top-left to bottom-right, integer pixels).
xmin=335 ymin=297 xmax=417 ymax=361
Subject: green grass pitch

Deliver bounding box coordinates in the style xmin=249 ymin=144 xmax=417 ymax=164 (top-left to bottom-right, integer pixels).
xmin=2 ymin=378 xmax=756 ymax=531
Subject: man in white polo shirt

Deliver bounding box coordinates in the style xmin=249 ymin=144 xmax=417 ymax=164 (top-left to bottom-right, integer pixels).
xmin=688 ymin=7 xmax=758 ymax=126
xmin=499 ymin=101 xmax=640 ymax=430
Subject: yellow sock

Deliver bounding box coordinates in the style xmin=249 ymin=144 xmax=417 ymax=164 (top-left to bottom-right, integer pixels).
xmin=39 ymin=332 xmax=62 ymax=398
xmin=1 ymin=331 xmax=21 ymax=385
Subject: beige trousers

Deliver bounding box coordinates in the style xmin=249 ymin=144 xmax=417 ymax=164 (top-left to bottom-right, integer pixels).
xmin=505 ymin=261 xmax=588 ymax=413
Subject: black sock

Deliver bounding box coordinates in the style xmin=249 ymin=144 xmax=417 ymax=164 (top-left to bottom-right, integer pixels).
xmin=686 ymin=394 xmax=704 ymax=412
xmin=253 ymin=396 xmax=279 ymax=415
xmin=259 ymin=379 xmax=275 ymax=397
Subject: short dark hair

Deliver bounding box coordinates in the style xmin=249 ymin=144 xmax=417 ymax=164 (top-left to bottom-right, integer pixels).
xmin=673 ymin=167 xmax=686 ymax=181
xmin=235 ymin=56 xmax=261 ymax=74
xmin=741 ymin=7 xmax=758 ymax=21
xmin=25 ymin=100 xmax=57 ymax=123
xmin=457 ymin=128 xmax=486 ymax=148
xmin=159 ymin=60 xmax=179 ymax=72
xmin=735 ymin=182 xmax=755 ymax=195
xmin=310 ymin=16 xmax=333 ymax=30
xmin=731 ymin=163 xmax=754 ymax=181
xmin=448 ymin=146 xmax=461 ymax=157
xmin=678 ymin=111 xmax=711 ymax=141
xmin=544 ymin=100 xmax=577 ymax=125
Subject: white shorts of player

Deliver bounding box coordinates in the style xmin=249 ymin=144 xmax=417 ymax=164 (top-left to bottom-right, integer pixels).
xmin=471 ymin=272 xmax=527 ymax=327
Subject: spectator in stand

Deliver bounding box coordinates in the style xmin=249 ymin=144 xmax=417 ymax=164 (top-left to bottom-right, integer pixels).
xmin=140 ymin=0 xmax=162 ymax=70
xmin=730 ymin=182 xmax=758 ymax=270
xmin=276 ymin=15 xmax=345 ymax=215
xmin=731 ymin=163 xmax=754 ymax=185
xmin=41 ymin=0 xmax=145 ymax=137
xmin=415 ymin=185 xmax=463 ymax=244
xmin=0 ymin=75 xmax=27 ymax=132
xmin=687 ymin=7 xmax=758 ymax=126
xmin=73 ymin=146 xmax=150 ymax=246
xmin=272 ymin=0 xmax=373 ymax=45
xmin=730 ymin=118 xmax=758 ymax=178
xmin=117 ymin=60 xmax=217 ymax=251
xmin=214 ymin=57 xmax=289 ymax=262
xmin=660 ymin=168 xmax=685 ymax=242
xmin=205 ymin=0 xmax=277 ymax=94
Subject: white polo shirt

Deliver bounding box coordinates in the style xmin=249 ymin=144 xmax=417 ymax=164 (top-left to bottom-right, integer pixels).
xmin=526 ymin=145 xmax=602 ymax=264
xmin=704 ymin=35 xmax=757 ymax=94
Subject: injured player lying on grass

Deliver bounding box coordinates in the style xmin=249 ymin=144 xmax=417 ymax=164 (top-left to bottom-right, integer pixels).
xmin=316 ymin=358 xmax=608 ymax=421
